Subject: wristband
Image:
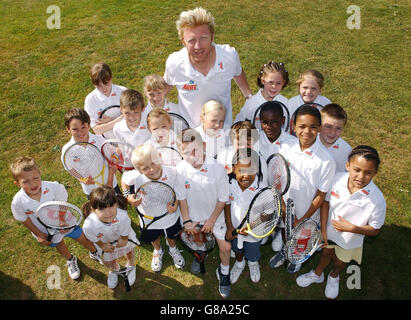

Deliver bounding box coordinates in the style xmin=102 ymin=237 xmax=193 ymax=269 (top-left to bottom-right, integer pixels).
xmin=122 ymin=189 xmax=131 ymax=197
xmin=183 ymin=219 xmax=192 ymax=225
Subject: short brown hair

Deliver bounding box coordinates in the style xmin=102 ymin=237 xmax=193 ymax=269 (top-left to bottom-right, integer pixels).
xmin=120 ymin=89 xmax=145 ymax=111
xmin=64 ymin=108 xmax=90 ymax=129
xmin=90 ymin=63 xmax=112 ymax=86
xmin=320 ymin=103 xmax=348 ymax=125
xmin=10 ymin=156 xmax=40 ymax=180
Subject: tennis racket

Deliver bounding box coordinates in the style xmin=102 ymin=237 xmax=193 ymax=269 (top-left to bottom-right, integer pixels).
xmin=232 ymin=186 xmax=282 ymax=249
xmin=285 ymin=198 xmax=295 ymax=242
xmin=101 ymin=139 xmax=135 ymax=173
xmin=134 ymin=181 xmax=176 ymax=240
xmin=156 ymin=146 xmax=183 ymax=167
xmin=168 ymin=112 xmax=190 ymax=135
xmin=63 ymin=142 xmax=106 ymax=187
xmin=266 ymin=153 xmax=291 ymax=196
xmin=99 ymin=105 xmax=121 ymax=139
xmin=252 ymin=101 xmax=290 ymax=132
xmin=180 ymin=224 xmax=216 ymax=274
xmin=101 ymin=239 xmax=141 ymax=291
xmin=289 ymin=102 xmax=323 ymax=136
xmin=35 ymin=201 xmax=83 ymax=242
xmin=284 ymin=218 xmax=322 ymax=264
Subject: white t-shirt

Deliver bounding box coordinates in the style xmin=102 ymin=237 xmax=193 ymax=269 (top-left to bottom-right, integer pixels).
xmin=288 ymin=94 xmax=332 ymax=120
xmin=320 ymin=136 xmax=352 ymax=173
xmin=127 ymin=166 xmax=185 ymax=230
xmin=281 ymin=138 xmax=336 ymax=222
xmin=61 ymin=133 xmax=118 ymax=195
xmin=145 ymin=100 xmax=182 ymax=115
xmin=84 ymin=84 xmax=127 ymax=128
xmin=176 ymin=157 xmax=229 ymax=227
xmin=194 ymin=125 xmax=229 ymax=160
xmin=258 ymin=129 xmax=298 ymax=161
xmin=164 ymin=43 xmax=243 ymax=128
xmin=228 ymin=177 xmax=267 ymax=244
xmin=113 ymin=118 xmax=151 ymax=148
xmin=11 ymin=181 xmax=70 ymax=244
xmin=325 ymin=172 xmax=386 ymax=249
xmin=234 ymin=89 xmax=290 ymax=131
xmin=144 ymin=129 xmax=177 ymax=149
xmin=82 ymin=208 xmax=137 ymax=247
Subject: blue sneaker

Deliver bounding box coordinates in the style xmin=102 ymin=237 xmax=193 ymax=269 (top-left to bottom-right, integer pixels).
xmin=269 ymin=251 xmax=285 ymax=269
xmin=216 ymin=267 xmax=231 ymax=299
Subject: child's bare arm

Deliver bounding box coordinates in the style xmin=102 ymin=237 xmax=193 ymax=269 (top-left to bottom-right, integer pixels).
xmin=92 ymin=115 xmax=124 ymax=135
xmin=203 ymin=201 xmax=225 ymax=233
xmin=22 ymin=219 xmax=49 ymax=244
xmin=297 ymin=190 xmax=326 ymax=224
xmin=331 ymin=217 xmax=380 ymax=236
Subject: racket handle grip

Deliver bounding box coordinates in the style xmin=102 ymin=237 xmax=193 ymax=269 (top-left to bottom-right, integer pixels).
xmin=231 ymin=229 xmax=238 ymax=237
xmin=124 ymin=279 xmax=131 ymax=291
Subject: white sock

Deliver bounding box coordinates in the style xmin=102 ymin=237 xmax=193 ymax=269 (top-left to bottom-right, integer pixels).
xmin=220 ymin=263 xmax=229 ymax=275
xmin=235 ymin=259 xmax=245 ymax=268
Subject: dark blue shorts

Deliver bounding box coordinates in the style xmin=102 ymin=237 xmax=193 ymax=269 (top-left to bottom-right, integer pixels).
xmin=140 ymin=218 xmax=182 ymax=243
xmin=231 ymin=237 xmax=262 ymax=262
xmin=49 ymin=225 xmax=83 ymax=247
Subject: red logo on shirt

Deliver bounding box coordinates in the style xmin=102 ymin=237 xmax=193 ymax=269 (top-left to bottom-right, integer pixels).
xmin=25 ymin=210 xmax=34 ymax=215
xmin=43 ymin=188 xmax=50 ymax=195
xmin=248 ymin=187 xmax=256 ymax=191
xmin=185 ymin=181 xmax=190 ymax=189
xmin=111 ymin=93 xmax=116 ymax=97
xmin=305 ymin=150 xmax=313 ymax=156
xmin=331 ymin=191 xmax=340 ymax=199
xmin=97 ymin=233 xmax=104 ymax=238
xmin=333 ymin=145 xmax=339 ymax=149
xmin=161 ymin=176 xmax=168 ymax=181
xmin=361 ymin=189 xmax=369 ymax=196
xmin=90 ymin=140 xmax=96 ymax=145
xmin=219 ymin=62 xmax=223 ymax=70
xmin=182 ymin=80 xmax=197 ymax=91
xmin=229 ymin=195 xmax=234 ymax=201
xmin=275 ymin=141 xmax=281 ymax=146
xmin=200 ymin=168 xmax=208 ymax=173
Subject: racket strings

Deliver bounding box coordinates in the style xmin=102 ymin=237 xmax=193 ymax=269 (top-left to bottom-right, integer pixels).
xmin=169 ymin=113 xmax=189 ymax=134
xmin=137 ymin=183 xmax=175 ymax=217
xmin=157 ymin=147 xmax=183 ymax=167
xmin=247 ymin=189 xmax=281 ymax=236
xmin=102 ymin=141 xmax=134 ymax=168
xmin=37 ymin=205 xmax=81 ymax=228
xmin=65 ymin=144 xmax=105 ymax=179
xmin=181 ymin=229 xmax=215 ymax=252
xmin=286 ymin=221 xmax=321 ymax=263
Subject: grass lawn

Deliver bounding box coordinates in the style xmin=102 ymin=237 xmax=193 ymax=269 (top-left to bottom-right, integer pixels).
xmin=0 ymin=0 xmax=409 ymax=301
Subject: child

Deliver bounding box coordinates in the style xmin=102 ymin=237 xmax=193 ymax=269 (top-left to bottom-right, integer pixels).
xmin=269 ymin=105 xmax=336 ymax=273
xmin=288 ymin=69 xmax=332 ymax=118
xmin=10 ymin=156 xmax=101 ymax=280
xmin=82 ymin=186 xmax=137 ymax=289
xmin=258 ymin=101 xmax=298 ymax=161
xmin=224 ymin=148 xmax=266 ymax=284
xmin=195 ymin=100 xmax=229 ymax=159
xmin=61 ymin=108 xmax=119 ymax=196
xmin=144 ymin=109 xmax=178 ymax=148
xmin=112 ymin=89 xmax=151 ymax=147
xmin=176 ymin=128 xmax=231 ymax=299
xmin=257 ymin=101 xmax=297 ymax=251
xmin=122 ymin=144 xmax=187 ymax=273
xmin=84 ymin=63 xmax=126 ymax=137
xmin=143 ymin=74 xmax=181 ymax=114
xmin=234 ymin=61 xmax=289 ymax=131
xmin=296 ymin=146 xmax=386 ymax=299
xmin=319 ymin=103 xmax=352 ymax=172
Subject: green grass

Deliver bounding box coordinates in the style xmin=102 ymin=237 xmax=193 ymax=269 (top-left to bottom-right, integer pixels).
xmin=0 ymin=0 xmax=410 ymax=300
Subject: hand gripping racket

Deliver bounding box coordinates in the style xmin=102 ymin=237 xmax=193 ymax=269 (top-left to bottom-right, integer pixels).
xmin=99 ymin=105 xmax=121 ymax=139
xmin=284 ymin=218 xmax=322 ymax=264
xmin=180 ymin=224 xmax=216 ymax=274
xmin=266 ymin=153 xmax=291 ymax=196
xmin=63 ymin=142 xmax=106 ymax=187
xmin=35 ymin=201 xmax=83 ymax=241
xmin=168 ymin=112 xmax=190 ymax=135
xmin=289 ymin=102 xmax=323 ymax=136
xmin=101 ymin=239 xmax=141 ymax=291
xmin=134 ymin=181 xmax=176 ymax=241
xmin=101 ymin=139 xmax=135 ymax=173
xmin=156 ymin=146 xmax=183 ymax=167
xmin=232 ymin=186 xmax=282 ymax=249
xmin=252 ymin=101 xmax=290 ymax=132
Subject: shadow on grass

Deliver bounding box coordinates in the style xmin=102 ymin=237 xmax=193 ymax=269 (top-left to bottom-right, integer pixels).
xmin=0 ymin=271 xmax=37 ymax=300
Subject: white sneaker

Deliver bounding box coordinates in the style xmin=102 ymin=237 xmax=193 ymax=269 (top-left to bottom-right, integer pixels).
xmin=151 ymin=248 xmax=164 ymax=272
xmin=325 ymin=274 xmax=340 ymax=299
xmin=271 ymin=231 xmax=283 ymax=252
xmin=296 ymin=270 xmax=324 ymax=287
xmin=66 ymin=255 xmax=80 ymax=280
xmin=168 ymin=246 xmax=185 ymax=269
xmin=230 ymin=261 xmax=245 ymax=284
xmin=107 ymin=271 xmax=118 ymax=289
xmin=127 ymin=267 xmax=136 ymax=287
xmin=248 ymin=261 xmax=261 ymax=283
